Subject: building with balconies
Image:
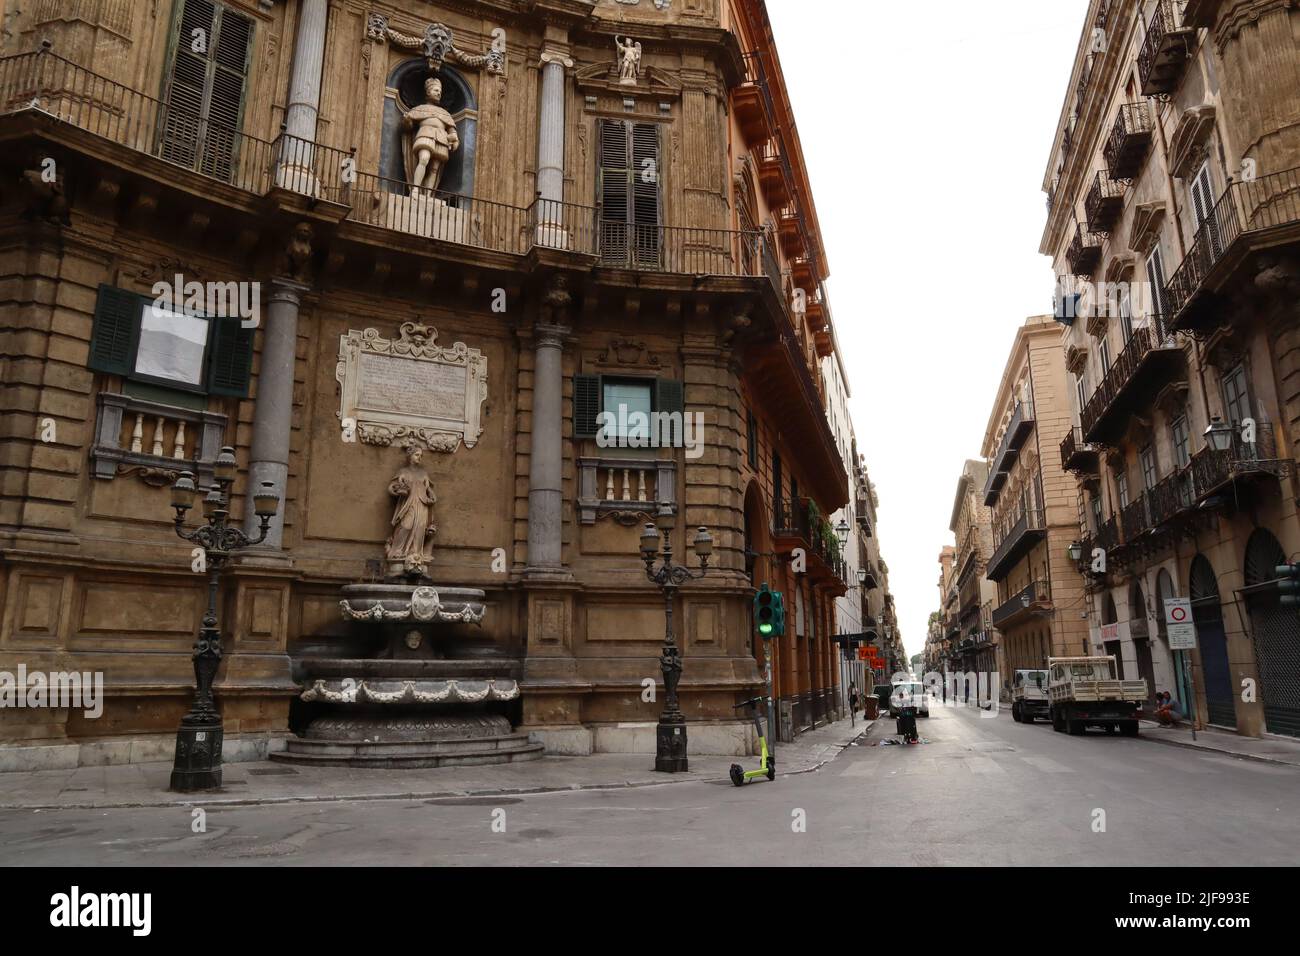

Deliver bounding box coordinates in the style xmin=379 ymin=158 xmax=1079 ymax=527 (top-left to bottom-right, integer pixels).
xmin=1040 ymin=0 xmax=1300 ymax=737
xmin=0 ymin=0 xmax=859 ymax=767
xmin=949 ymin=460 xmax=1000 ymax=698
xmin=981 ymin=316 xmax=1091 ymax=684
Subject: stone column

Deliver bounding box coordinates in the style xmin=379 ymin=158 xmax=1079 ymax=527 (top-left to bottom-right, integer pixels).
xmin=279 ymin=0 xmax=329 ymax=191
xmin=245 ymin=279 xmax=307 ymax=548
xmin=535 ymin=50 xmax=573 ymax=244
xmin=526 ymin=321 xmax=569 ymax=574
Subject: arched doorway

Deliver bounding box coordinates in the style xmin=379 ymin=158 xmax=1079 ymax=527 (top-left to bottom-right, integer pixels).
xmin=1190 ymin=555 xmax=1236 ymax=729
xmin=1130 ymin=580 xmax=1156 ymax=706
xmin=1243 ymin=529 xmax=1300 ymax=737
xmin=1156 ymin=569 xmax=1194 ymax=712
xmin=1102 ymin=594 xmax=1123 ymax=678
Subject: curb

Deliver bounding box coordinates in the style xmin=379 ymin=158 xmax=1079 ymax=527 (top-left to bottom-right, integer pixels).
xmin=1 ymin=724 xmax=876 ymax=812
xmin=1139 ymin=731 xmax=1300 ymax=768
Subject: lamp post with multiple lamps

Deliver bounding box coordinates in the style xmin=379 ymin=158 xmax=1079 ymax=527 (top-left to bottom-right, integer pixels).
xmin=167 ymin=447 xmax=280 ymax=792
xmin=639 ymin=510 xmax=713 ymax=773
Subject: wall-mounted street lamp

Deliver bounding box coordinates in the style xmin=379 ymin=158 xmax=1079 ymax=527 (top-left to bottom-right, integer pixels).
xmin=856 ymin=567 xmax=867 ymax=586
xmin=1204 ymin=415 xmax=1234 ymax=453
xmin=835 ymin=517 xmax=850 ymax=547
xmin=1067 ymin=540 xmax=1084 ymax=563
xmin=167 ymin=447 xmax=279 ymax=792
xmin=640 ymin=511 xmax=712 ymax=773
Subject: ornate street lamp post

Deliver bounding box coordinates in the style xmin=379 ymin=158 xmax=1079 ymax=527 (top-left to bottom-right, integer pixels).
xmin=639 ymin=512 xmax=712 ymax=773
xmin=167 ymin=447 xmax=279 ymax=792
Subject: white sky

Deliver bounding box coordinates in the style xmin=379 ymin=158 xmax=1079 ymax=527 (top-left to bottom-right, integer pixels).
xmin=766 ymin=0 xmax=1088 ymax=659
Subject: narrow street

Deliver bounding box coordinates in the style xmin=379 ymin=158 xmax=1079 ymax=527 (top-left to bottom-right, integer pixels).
xmin=4 ymin=705 xmax=1296 ymax=866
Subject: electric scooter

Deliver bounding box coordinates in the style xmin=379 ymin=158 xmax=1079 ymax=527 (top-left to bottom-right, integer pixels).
xmin=729 ymin=696 xmax=776 ymax=786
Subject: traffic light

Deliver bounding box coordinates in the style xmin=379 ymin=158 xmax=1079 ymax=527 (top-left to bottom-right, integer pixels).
xmin=1277 ymin=564 xmax=1300 ymax=608
xmin=753 ymin=584 xmax=785 ymax=639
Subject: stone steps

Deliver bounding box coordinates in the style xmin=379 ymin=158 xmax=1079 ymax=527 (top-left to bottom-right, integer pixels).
xmin=271 ymin=733 xmax=545 ymax=769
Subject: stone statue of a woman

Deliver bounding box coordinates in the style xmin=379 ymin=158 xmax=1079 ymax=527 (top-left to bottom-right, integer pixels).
xmin=385 ymin=445 xmax=437 ymax=578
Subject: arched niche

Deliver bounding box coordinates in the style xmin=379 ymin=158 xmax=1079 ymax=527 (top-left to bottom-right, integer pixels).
xmin=380 ymin=58 xmax=478 ymax=202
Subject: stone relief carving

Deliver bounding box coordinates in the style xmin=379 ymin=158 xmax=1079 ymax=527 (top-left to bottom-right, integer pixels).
xmin=336 ymin=321 xmax=488 ymax=454
xmin=367 ymin=13 xmax=505 ymax=75
xmin=598 ymin=339 xmax=661 ymax=367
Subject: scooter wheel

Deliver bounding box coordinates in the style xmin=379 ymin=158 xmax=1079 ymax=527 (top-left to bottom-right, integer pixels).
xmin=766 ymin=757 xmax=775 ymax=781
xmin=729 ymin=764 xmax=745 ymax=787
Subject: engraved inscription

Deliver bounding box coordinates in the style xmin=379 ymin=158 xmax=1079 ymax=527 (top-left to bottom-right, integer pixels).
xmin=357 ymin=353 xmax=467 ymax=421
xmin=336 ymin=321 xmax=488 ymax=453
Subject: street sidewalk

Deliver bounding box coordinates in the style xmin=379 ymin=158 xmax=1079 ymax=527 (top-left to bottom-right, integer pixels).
xmin=1138 ymin=720 xmax=1300 ymax=767
xmin=0 ymin=715 xmax=877 ymax=811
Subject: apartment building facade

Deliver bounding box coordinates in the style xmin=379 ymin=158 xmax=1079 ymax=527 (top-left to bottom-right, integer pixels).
xmin=949 ymin=459 xmax=1000 ymax=697
xmin=1043 ymin=0 xmax=1300 ymax=736
xmin=0 ymin=0 xmax=858 ymax=765
xmin=982 ymin=316 xmax=1092 ymax=689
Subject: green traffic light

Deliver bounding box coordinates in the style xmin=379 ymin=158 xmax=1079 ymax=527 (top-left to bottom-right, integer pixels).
xmin=759 ymin=622 xmax=773 ymax=635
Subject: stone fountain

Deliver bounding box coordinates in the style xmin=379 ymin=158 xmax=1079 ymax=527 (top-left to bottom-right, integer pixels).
xmin=274 ymin=446 xmax=542 ymax=768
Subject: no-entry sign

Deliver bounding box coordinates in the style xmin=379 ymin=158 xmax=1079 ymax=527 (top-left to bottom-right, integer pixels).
xmin=1163 ymin=597 xmax=1197 ymax=650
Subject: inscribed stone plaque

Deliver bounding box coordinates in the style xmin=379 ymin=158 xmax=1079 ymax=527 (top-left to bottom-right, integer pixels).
xmin=337 ymin=321 xmax=487 ymax=453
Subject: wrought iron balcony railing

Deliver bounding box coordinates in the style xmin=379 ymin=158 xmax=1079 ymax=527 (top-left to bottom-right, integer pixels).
xmin=1060 ymin=426 xmax=1101 ymax=473
xmin=0 ymin=46 xmax=784 ymax=287
xmin=1139 ymin=1 xmax=1193 ymax=97
xmin=984 ymin=398 xmax=1036 ymax=505
xmin=1079 ymin=314 xmax=1185 ymax=444
xmin=991 ymin=580 xmax=1050 ymax=629
xmin=987 ymin=508 xmax=1047 ymax=581
xmin=1066 ymin=223 xmax=1103 ymax=277
xmin=1085 ymin=169 xmax=1126 ymax=234
xmin=1103 ymin=102 xmax=1154 ymax=181
xmin=1162 ymin=166 xmax=1300 ymax=332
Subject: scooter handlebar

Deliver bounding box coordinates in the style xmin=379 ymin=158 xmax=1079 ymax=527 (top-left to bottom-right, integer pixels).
xmin=733 ymin=696 xmax=765 ymax=711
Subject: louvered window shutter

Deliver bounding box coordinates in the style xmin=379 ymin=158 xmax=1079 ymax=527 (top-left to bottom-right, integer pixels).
xmin=207 ymin=317 xmax=254 ymax=397
xmin=654 ymin=378 xmax=683 ymax=418
xmin=630 ymin=123 xmax=662 ymax=267
xmin=161 ymin=0 xmax=252 ymax=182
xmin=598 ymin=120 xmax=631 ymax=266
xmin=88 ymin=285 xmax=142 ymax=376
xmin=573 ymin=374 xmax=601 ymax=438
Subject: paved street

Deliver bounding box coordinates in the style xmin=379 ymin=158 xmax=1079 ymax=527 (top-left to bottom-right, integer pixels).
xmin=4 ymin=703 xmax=1297 ymax=866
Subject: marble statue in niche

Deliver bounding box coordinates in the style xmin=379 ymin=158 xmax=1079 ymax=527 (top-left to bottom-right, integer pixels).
xmin=404 ymin=75 xmax=461 ymax=193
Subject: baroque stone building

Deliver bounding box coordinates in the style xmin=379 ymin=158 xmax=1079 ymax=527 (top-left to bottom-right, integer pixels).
xmin=981 ymin=316 xmax=1091 ymax=689
xmin=0 ymin=0 xmax=859 ymax=767
xmin=1043 ymin=0 xmax=1300 ymax=737
xmin=947 ymin=459 xmax=999 ymax=699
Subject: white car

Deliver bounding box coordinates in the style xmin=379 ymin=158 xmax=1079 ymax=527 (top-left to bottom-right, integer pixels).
xmin=888 ymin=681 xmax=930 ymax=718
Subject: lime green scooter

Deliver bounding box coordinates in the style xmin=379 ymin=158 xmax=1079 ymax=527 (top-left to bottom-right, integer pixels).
xmin=730 ymin=696 xmax=776 ymax=786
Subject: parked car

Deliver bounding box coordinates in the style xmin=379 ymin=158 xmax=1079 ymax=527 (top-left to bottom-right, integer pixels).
xmin=889 ymin=681 xmax=930 ymax=718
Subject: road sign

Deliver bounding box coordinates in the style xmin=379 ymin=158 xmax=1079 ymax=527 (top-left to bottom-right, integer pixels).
xmin=1163 ymin=597 xmax=1197 ymax=650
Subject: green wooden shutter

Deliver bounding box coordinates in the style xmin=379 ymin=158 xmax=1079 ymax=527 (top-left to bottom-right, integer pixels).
xmin=207 ymin=316 xmax=254 ymax=397
xmin=654 ymin=378 xmax=683 ymax=418
xmin=160 ymin=0 xmax=252 ymax=182
xmin=573 ymin=374 xmax=601 ymax=438
xmin=630 ymin=123 xmax=662 ymax=267
xmin=598 ymin=120 xmax=631 ymax=266
xmin=88 ymin=285 xmax=142 ymax=376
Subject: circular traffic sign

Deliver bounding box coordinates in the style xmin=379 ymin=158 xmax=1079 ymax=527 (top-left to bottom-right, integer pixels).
xmin=1170 ymin=606 xmax=1188 ymax=623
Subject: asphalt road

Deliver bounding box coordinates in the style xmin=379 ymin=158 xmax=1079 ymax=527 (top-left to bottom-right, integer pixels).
xmin=3 ymin=703 xmax=1297 ymax=865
